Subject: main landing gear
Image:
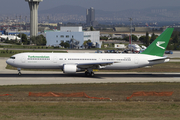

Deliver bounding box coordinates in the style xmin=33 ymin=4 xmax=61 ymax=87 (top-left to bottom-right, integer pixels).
xmin=85 ymin=69 xmax=94 ymax=77
xmin=17 ymin=68 xmax=21 ymax=76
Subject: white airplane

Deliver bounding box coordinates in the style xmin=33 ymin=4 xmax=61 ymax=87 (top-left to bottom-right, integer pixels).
xmin=128 ymin=44 xmax=141 ymax=53
xmin=0 ymin=35 xmax=21 ymax=40
xmin=6 ymin=28 xmax=174 ymax=76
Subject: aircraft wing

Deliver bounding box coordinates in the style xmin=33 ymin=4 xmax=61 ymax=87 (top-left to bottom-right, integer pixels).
xmin=77 ymin=62 xmax=114 ymax=69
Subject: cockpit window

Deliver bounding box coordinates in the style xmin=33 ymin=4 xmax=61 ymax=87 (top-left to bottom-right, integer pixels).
xmin=10 ymin=57 xmax=15 ymax=59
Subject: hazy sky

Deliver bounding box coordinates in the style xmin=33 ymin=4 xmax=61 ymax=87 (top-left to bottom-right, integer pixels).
xmin=1 ymin=0 xmax=180 ymax=13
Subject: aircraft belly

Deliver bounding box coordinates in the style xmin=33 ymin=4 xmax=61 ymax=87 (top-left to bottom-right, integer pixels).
xmin=103 ymin=62 xmax=138 ymax=70
xmin=19 ymin=65 xmax=61 ymax=69
xmin=102 ymin=58 xmax=149 ymax=70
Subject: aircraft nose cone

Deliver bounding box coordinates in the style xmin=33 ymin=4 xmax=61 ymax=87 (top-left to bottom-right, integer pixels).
xmin=6 ymin=59 xmax=9 ymax=64
xmin=6 ymin=59 xmax=11 ymax=65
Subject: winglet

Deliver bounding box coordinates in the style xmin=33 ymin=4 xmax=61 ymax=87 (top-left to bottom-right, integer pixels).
xmin=140 ymin=28 xmax=174 ymax=57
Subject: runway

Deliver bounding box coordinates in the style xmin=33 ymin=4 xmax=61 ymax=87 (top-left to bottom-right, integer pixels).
xmin=1 ymin=57 xmax=180 ymax=85
xmin=0 ymin=70 xmax=180 ymax=85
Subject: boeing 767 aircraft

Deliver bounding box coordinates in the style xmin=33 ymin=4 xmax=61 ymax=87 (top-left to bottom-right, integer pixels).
xmin=6 ymin=28 xmax=174 ymax=76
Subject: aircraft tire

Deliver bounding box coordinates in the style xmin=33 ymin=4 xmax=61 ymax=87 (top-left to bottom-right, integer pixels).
xmin=85 ymin=71 xmax=89 ymax=76
xmin=90 ymin=72 xmax=94 ymax=77
xmin=85 ymin=71 xmax=94 ymax=77
xmin=18 ymin=72 xmax=21 ymax=76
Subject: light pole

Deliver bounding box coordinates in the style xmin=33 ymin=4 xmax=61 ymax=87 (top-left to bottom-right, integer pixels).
xmin=25 ymin=16 xmax=27 ymax=35
xmin=16 ymin=15 xmax=17 ymax=37
xmin=19 ymin=15 xmax=22 ymax=44
xmin=129 ymin=18 xmax=133 ymax=53
xmin=47 ymin=16 xmax=49 ymax=24
xmin=7 ymin=17 xmax=9 ymax=35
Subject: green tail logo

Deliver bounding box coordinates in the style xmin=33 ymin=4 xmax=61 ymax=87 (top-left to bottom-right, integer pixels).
xmin=141 ymin=28 xmax=174 ymax=57
xmin=156 ymin=41 xmax=165 ymax=49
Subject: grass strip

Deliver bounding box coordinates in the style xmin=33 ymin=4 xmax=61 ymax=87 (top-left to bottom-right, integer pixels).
xmin=0 ymin=101 xmax=180 ymax=120
xmin=0 ymin=83 xmax=180 ymax=119
xmin=0 ymin=83 xmax=180 ymax=101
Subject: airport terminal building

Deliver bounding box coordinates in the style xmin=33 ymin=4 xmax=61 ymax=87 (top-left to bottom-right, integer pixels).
xmin=46 ymin=26 xmax=101 ymax=48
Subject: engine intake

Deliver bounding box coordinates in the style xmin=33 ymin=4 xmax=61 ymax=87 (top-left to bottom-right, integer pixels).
xmin=63 ymin=64 xmax=77 ymax=74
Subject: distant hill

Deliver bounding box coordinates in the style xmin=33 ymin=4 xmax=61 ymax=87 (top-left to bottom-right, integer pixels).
xmin=39 ymin=5 xmax=113 ymax=17
xmin=40 ymin=5 xmax=86 ymax=15
xmin=39 ymin=5 xmax=180 ymax=23
xmin=2 ymin=4 xmax=179 ymax=23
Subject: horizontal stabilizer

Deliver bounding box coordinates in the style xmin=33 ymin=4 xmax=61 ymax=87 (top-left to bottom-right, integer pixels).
xmin=148 ymin=57 xmax=169 ymax=62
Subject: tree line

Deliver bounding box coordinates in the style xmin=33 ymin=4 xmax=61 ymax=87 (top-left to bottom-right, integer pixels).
xmin=101 ymin=31 xmax=180 ymax=50
xmin=4 ymin=34 xmax=46 ymax=46
xmin=139 ymin=31 xmax=180 ymax=50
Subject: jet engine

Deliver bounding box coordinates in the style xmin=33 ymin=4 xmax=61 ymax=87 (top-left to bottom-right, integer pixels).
xmin=63 ymin=64 xmax=78 ymax=74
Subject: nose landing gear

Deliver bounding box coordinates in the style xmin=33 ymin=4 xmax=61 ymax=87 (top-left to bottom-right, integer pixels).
xmin=17 ymin=68 xmax=21 ymax=76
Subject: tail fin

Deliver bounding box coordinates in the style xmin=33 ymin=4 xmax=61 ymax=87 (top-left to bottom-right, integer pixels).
xmin=140 ymin=28 xmax=174 ymax=57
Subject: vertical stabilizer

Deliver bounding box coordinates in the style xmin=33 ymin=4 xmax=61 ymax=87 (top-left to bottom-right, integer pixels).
xmin=140 ymin=28 xmax=174 ymax=57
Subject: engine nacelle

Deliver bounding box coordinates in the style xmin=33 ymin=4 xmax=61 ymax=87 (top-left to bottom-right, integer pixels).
xmin=63 ymin=64 xmax=77 ymax=74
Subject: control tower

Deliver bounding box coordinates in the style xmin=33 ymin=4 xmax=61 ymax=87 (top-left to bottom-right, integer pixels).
xmin=25 ymin=0 xmax=43 ymax=37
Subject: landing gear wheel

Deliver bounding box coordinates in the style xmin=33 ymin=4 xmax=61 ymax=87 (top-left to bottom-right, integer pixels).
xmin=85 ymin=71 xmax=94 ymax=77
xmin=18 ymin=72 xmax=21 ymax=76
xmin=85 ymin=71 xmax=90 ymax=76
xmin=17 ymin=68 xmax=21 ymax=76
xmin=90 ymin=72 xmax=94 ymax=77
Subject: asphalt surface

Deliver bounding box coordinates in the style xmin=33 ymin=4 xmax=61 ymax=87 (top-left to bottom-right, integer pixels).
xmin=0 ymin=70 xmax=180 ymax=85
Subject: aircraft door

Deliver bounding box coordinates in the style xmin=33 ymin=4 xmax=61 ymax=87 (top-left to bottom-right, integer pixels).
xmin=21 ymin=56 xmax=26 ymax=63
xmin=53 ymin=56 xmax=57 ymax=63
xmin=134 ymin=57 xmax=139 ymax=64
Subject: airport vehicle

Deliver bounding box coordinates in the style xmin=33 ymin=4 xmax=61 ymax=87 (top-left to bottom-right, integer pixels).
xmin=95 ymin=50 xmax=103 ymax=53
xmin=104 ymin=50 xmax=117 ymax=53
xmin=128 ymin=44 xmax=141 ymax=53
xmin=6 ymin=28 xmax=174 ymax=76
xmin=165 ymin=50 xmax=173 ymax=54
xmin=139 ymin=45 xmax=147 ymax=53
xmin=141 ymin=45 xmax=147 ymax=50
